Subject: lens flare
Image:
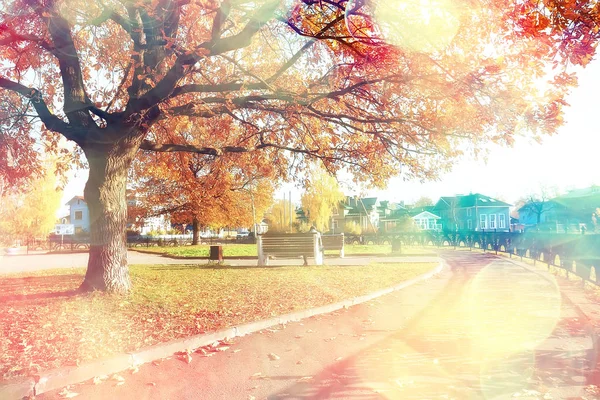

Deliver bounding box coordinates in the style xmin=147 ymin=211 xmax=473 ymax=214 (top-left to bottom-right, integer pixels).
xmin=345 ymin=0 xmax=463 ymax=52
xmin=468 ymin=264 xmax=562 ymax=360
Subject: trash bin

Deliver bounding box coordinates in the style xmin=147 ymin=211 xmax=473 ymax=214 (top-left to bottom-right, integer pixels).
xmin=209 ymin=245 xmax=223 ymax=263
xmin=391 ymin=239 xmax=402 ymax=253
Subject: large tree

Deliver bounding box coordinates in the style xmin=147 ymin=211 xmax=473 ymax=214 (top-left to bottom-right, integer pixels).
xmin=0 ymin=0 xmax=583 ymax=292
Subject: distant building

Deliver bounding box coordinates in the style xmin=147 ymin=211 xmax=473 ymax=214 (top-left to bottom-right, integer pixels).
xmin=434 ymin=193 xmax=511 ymax=232
xmin=126 ymin=196 xmax=171 ymax=235
xmin=520 ymin=186 xmax=600 ymax=232
xmin=66 ymin=196 xmax=90 ymax=234
xmin=411 ymin=211 xmax=442 ymax=231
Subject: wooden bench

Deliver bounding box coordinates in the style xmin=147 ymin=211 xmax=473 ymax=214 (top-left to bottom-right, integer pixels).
xmin=322 ymin=234 xmax=345 ymax=258
xmin=257 ymin=233 xmax=323 ymax=266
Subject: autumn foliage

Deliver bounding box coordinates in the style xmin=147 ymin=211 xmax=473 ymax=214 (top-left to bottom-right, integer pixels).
xmin=0 ymin=0 xmax=593 ymax=292
xmin=130 ymin=148 xmax=275 ymax=239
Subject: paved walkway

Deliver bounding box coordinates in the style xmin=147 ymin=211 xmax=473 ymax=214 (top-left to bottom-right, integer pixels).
xmin=0 ymin=251 xmax=438 ymax=274
xmin=36 ymin=251 xmax=599 ymax=399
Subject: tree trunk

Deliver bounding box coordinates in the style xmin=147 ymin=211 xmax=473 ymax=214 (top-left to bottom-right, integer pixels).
xmin=192 ymin=217 xmax=200 ymax=245
xmin=80 ymin=144 xmax=138 ymax=294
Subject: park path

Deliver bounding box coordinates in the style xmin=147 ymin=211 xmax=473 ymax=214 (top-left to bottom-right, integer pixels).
xmin=0 ymin=250 xmax=437 ymax=274
xmin=35 ymin=251 xmax=598 ymax=400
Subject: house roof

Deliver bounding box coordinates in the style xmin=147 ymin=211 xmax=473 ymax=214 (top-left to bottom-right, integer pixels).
xmin=551 ymin=186 xmax=600 ymax=210
xmin=435 ymin=193 xmax=511 ymax=209
xmin=344 ymin=196 xmax=379 ymax=216
xmin=66 ymin=195 xmax=85 ymax=205
xmin=408 ymin=205 xmax=436 ymax=216
xmin=360 ymin=197 xmax=378 ymax=210
xmin=556 ymin=185 xmax=600 ymax=199
xmin=517 ymin=201 xmax=547 ymax=213
xmin=412 ymin=211 xmax=441 ymax=220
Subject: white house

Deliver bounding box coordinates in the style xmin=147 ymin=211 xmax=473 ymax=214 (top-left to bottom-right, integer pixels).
xmin=68 ymin=195 xmax=171 ymax=236
xmin=411 ymin=211 xmax=442 ymax=231
xmin=137 ymin=215 xmax=171 ymax=235
xmin=66 ymin=196 xmax=90 ymax=234
xmin=126 ymin=197 xmax=171 ymax=235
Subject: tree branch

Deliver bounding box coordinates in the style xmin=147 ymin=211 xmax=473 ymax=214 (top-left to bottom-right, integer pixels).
xmin=128 ymin=0 xmax=279 ymax=113
xmin=0 ymin=28 xmax=55 ymax=54
xmin=139 ymin=140 xmax=258 ymax=155
xmin=90 ymin=6 xmax=132 ymax=34
xmin=0 ymin=77 xmax=79 ymax=139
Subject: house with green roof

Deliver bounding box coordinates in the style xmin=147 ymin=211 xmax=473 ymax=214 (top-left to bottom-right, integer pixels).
xmin=547 ymin=186 xmax=600 ymax=232
xmin=434 ymin=193 xmax=511 ymax=232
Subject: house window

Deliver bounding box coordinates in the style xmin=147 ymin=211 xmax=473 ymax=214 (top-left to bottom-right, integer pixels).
xmin=332 ymin=207 xmax=339 ymax=216
xmin=489 ymin=214 xmax=497 ymax=229
xmin=499 ymin=214 xmax=506 ymax=229
xmin=332 ymin=220 xmax=338 ymax=230
xmin=480 ymin=214 xmax=487 ymax=229
xmin=467 ymin=208 xmax=472 ymax=217
xmin=468 ymin=219 xmax=472 ymax=230
xmin=428 ymin=219 xmax=434 ymax=229
xmin=75 ymin=211 xmax=83 ymax=220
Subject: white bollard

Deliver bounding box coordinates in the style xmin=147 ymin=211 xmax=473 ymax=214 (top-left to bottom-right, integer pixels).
xmin=257 ymin=235 xmax=266 ymax=266
xmin=314 ymin=233 xmax=323 ymax=266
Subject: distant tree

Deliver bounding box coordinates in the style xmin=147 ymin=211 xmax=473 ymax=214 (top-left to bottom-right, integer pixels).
xmin=344 ymin=221 xmax=362 ymax=236
xmin=413 ymin=197 xmax=434 ymax=208
xmin=516 ymin=186 xmax=559 ymax=225
xmin=266 ymin=199 xmax=291 ymax=233
xmin=301 ymin=165 xmax=345 ymax=232
xmin=0 ymin=161 xmax=62 ymax=240
xmin=130 ymin=152 xmax=275 ymax=244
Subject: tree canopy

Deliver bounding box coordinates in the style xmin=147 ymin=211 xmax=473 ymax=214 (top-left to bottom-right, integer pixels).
xmin=0 ymin=0 xmax=592 ymax=292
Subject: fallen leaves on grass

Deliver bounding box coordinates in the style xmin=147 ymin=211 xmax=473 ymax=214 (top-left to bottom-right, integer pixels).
xmin=0 ymin=262 xmax=434 ymax=380
xmin=58 ymin=387 xmax=79 ymax=398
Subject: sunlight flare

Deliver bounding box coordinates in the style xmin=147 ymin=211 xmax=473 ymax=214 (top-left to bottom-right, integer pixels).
xmin=468 ymin=265 xmax=561 ymax=360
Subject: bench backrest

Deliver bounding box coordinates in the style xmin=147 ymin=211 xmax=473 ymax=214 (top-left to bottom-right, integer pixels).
xmin=322 ymin=234 xmax=344 ymax=250
xmin=261 ymin=234 xmax=318 ymax=256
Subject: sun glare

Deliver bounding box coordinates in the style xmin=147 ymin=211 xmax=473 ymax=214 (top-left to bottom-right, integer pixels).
xmin=346 ymin=0 xmax=463 ymax=52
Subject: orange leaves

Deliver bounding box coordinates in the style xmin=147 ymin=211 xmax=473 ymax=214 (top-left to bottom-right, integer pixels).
xmin=1 ymin=0 xmax=592 ymax=201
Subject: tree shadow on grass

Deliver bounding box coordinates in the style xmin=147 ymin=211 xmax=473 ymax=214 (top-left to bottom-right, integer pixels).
xmin=0 ymin=274 xmax=84 ymax=303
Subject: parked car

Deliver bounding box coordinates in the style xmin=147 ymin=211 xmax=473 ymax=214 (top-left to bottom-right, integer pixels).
xmin=236 ymin=231 xmax=250 ymax=240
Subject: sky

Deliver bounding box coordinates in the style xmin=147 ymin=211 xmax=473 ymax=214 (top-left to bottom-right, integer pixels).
xmin=59 ymin=57 xmax=600 ymax=216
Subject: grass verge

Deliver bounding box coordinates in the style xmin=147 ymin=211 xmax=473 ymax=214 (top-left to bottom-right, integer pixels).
xmin=0 ymin=261 xmax=436 ymax=380
xmin=132 ymin=243 xmax=434 ymax=257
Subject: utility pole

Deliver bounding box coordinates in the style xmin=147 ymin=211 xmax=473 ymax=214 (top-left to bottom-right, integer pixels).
xmin=283 ymin=192 xmax=286 ymax=232
xmin=250 ymin=190 xmax=257 ymax=234
xmin=289 ymin=190 xmax=292 ymax=231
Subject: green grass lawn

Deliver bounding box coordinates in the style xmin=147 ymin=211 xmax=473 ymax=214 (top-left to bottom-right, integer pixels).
xmin=0 ymin=261 xmax=436 ymax=380
xmin=134 ymin=243 xmax=257 ymax=257
xmin=133 ymin=243 xmax=434 ymax=257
